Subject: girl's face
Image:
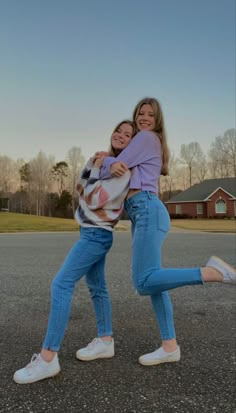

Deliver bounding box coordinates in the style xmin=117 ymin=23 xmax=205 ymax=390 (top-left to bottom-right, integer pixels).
xmin=111 ymin=123 xmax=133 ymax=151
xmin=136 ymin=104 xmax=155 ymax=131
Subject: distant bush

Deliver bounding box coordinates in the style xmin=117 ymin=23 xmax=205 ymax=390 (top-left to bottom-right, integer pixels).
xmin=208 ymin=215 xmax=232 ymax=219
xmin=169 ymin=214 xmax=190 ymax=219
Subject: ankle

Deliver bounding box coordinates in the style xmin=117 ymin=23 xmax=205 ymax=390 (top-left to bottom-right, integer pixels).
xmin=201 ymin=266 xmax=223 ymax=282
xmin=162 ymin=339 xmax=178 ymax=353
xmin=100 ymin=336 xmax=112 ymax=342
xmin=41 ymin=349 xmax=57 ymax=362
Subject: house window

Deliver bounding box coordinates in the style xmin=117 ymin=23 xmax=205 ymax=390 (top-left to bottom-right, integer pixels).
xmin=215 ymin=199 xmax=226 ymax=214
xmin=197 ymin=203 xmax=203 ymax=214
xmin=176 ymin=205 xmax=182 ymax=214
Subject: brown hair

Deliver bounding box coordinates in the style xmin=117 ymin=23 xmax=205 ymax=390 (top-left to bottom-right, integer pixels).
xmin=108 ymin=120 xmax=135 ymax=157
xmin=132 ymin=97 xmax=169 ymax=175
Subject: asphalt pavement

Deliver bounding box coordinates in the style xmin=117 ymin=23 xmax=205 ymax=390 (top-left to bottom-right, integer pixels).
xmin=0 ymin=230 xmax=235 ymax=413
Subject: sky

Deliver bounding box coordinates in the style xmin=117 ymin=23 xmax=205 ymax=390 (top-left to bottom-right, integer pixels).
xmin=0 ymin=0 xmax=235 ymax=163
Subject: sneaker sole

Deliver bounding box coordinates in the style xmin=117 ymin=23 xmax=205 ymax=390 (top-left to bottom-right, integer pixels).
xmin=13 ymin=368 xmax=61 ymax=384
xmin=139 ymin=356 xmax=180 ymax=366
xmin=210 ymin=256 xmax=236 ymax=283
xmin=76 ymin=353 xmax=115 ymax=361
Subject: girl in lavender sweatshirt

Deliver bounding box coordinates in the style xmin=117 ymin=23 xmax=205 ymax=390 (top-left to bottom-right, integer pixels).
xmin=99 ymin=97 xmax=236 ymax=366
xmin=13 ymin=120 xmax=134 ymax=384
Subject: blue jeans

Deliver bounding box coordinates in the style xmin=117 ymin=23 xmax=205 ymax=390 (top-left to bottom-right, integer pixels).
xmin=42 ymin=227 xmax=113 ymax=351
xmin=125 ymin=191 xmax=203 ymax=340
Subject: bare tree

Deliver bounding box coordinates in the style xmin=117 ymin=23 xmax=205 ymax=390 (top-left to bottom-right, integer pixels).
xmin=208 ymin=142 xmax=230 ymax=177
xmin=208 ymin=146 xmax=219 ymax=178
xmin=179 ymin=142 xmax=204 ymax=186
xmin=208 ymin=129 xmax=236 ymax=178
xmin=196 ymin=154 xmax=208 ymax=182
xmin=224 ymin=129 xmax=236 ymax=177
xmin=66 ymin=146 xmax=85 ymax=213
xmin=0 ymin=155 xmax=20 ymax=192
xmin=160 ymin=154 xmax=179 ymax=198
xmin=29 ymin=151 xmax=54 ymax=215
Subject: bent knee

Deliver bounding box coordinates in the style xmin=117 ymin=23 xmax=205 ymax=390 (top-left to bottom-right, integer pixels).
xmin=50 ymin=274 xmax=66 ymax=294
xmin=134 ymin=284 xmax=147 ymax=296
xmin=51 ymin=276 xmax=59 ymax=293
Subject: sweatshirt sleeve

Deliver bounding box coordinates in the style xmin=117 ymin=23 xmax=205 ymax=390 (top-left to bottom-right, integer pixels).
xmin=79 ymin=158 xmax=93 ymax=180
xmin=84 ymin=170 xmax=131 ymax=210
xmin=99 ymin=131 xmax=160 ymax=179
xmin=76 ymin=158 xmax=94 ymax=195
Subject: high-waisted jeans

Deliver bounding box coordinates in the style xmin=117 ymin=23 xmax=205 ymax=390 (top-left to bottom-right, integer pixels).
xmin=42 ymin=227 xmax=113 ymax=351
xmin=125 ymin=191 xmax=203 ymax=340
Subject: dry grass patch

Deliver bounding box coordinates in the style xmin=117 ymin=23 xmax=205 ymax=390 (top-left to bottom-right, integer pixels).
xmin=0 ymin=212 xmax=78 ymax=232
xmin=0 ymin=212 xmax=129 ymax=232
xmin=171 ymin=219 xmax=236 ymax=233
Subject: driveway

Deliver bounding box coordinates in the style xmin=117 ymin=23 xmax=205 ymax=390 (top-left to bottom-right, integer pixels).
xmin=0 ymin=231 xmax=235 ymax=413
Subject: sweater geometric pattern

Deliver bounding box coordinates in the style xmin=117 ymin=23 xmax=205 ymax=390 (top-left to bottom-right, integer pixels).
xmin=75 ymin=159 xmax=131 ymax=231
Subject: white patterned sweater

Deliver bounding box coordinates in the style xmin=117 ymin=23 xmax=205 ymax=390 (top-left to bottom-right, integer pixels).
xmin=75 ymin=159 xmax=131 ymax=231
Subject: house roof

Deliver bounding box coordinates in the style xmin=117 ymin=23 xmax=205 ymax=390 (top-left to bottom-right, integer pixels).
xmin=166 ymin=177 xmax=236 ymax=203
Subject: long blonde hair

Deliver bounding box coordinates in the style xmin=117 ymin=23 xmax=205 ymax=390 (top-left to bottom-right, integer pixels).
xmin=132 ymin=97 xmax=169 ymax=175
xmin=108 ymin=120 xmax=135 ymax=156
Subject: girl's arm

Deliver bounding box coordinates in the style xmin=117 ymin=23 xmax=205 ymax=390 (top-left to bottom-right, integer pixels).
xmin=99 ymin=131 xmax=160 ymax=179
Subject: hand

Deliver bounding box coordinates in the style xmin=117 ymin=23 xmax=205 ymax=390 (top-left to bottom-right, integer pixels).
xmin=91 ymin=151 xmax=109 ymax=163
xmin=93 ymin=158 xmax=103 ymax=168
xmin=91 ymin=154 xmax=107 ymax=168
xmin=110 ymin=161 xmax=128 ymax=177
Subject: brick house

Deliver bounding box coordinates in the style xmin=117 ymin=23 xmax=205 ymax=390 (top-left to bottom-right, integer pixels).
xmin=165 ymin=178 xmax=236 ymax=218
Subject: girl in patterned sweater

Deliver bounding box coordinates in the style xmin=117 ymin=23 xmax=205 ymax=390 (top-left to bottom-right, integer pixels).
xmin=14 ymin=120 xmax=134 ymax=384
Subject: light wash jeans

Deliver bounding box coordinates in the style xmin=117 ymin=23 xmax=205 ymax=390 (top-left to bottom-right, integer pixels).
xmin=42 ymin=227 xmax=113 ymax=351
xmin=125 ymin=191 xmax=203 ymax=340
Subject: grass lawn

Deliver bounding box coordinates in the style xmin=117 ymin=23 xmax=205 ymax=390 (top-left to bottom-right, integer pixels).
xmin=0 ymin=213 xmax=235 ymax=233
xmin=171 ymin=218 xmax=236 ymax=233
xmin=0 ymin=212 xmax=128 ymax=232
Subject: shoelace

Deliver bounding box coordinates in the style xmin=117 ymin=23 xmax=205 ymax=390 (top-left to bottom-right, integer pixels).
xmin=26 ymin=353 xmax=40 ymax=370
xmin=87 ymin=338 xmax=100 ymax=350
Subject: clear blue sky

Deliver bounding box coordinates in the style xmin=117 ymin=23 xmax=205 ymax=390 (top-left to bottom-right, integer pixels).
xmin=0 ymin=0 xmax=235 ymax=162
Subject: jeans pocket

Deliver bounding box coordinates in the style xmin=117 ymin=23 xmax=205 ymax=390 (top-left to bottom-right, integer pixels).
xmin=130 ymin=200 xmax=147 ymax=215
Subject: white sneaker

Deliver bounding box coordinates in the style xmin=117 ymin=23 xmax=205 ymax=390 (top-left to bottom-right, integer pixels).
xmin=76 ymin=338 xmax=115 ymax=361
xmin=139 ymin=346 xmax=181 ymax=366
xmin=13 ymin=354 xmax=61 ymax=384
xmin=206 ymin=256 xmax=236 ymax=284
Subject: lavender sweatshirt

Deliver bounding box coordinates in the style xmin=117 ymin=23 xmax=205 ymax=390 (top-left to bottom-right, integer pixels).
xmin=100 ymin=131 xmax=162 ymax=193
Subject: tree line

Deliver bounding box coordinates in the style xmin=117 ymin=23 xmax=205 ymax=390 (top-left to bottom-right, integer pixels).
xmin=0 ymin=147 xmax=85 ymax=218
xmin=160 ymin=128 xmax=236 ymax=201
xmin=0 ymin=128 xmax=235 ymax=217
